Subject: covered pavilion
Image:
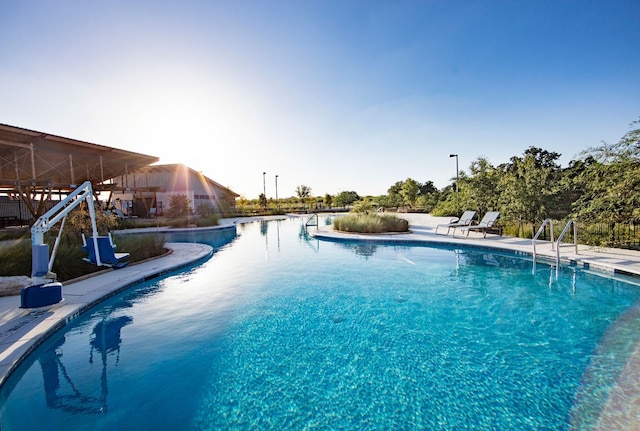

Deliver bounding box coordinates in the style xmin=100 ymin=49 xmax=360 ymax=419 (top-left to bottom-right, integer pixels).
xmin=0 ymin=123 xmax=159 ymax=223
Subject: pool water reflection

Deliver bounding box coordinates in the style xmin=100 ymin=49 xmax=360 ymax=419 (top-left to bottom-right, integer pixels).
xmin=2 ymin=217 xmax=640 ymax=430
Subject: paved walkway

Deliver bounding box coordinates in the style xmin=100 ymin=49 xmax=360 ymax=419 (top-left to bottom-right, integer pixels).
xmin=2 ymin=213 xmax=640 ymax=388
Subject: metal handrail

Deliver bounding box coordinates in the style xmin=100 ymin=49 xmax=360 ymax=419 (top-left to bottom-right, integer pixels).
xmin=305 ymin=213 xmax=319 ymax=231
xmin=556 ymin=219 xmax=578 ymax=265
xmin=532 ymin=218 xmax=555 ymax=263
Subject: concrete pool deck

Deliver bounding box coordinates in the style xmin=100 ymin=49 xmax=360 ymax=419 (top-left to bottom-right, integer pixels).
xmin=1 ymin=213 xmax=640 ymax=387
xmin=310 ymin=213 xmax=640 ymax=278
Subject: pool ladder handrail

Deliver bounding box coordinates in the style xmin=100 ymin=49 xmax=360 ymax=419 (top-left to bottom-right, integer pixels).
xmin=532 ymin=218 xmax=555 ymax=263
xmin=556 ymin=219 xmax=578 ymax=265
xmin=532 ymin=219 xmax=578 ymax=271
xmin=305 ymin=213 xmax=319 ymax=231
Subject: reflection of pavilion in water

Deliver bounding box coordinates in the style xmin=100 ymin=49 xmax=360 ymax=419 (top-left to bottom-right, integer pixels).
xmin=39 ymin=315 xmax=132 ymax=414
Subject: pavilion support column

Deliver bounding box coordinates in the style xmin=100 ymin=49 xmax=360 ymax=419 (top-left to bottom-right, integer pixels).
xmin=12 ymin=151 xmax=36 ymax=219
xmin=17 ymin=189 xmax=37 ymax=219
xmin=69 ymin=154 xmax=75 ymax=186
xmin=46 ymin=180 xmax=53 ymax=201
xmin=13 ymin=152 xmax=20 ymax=191
xmin=27 ymin=143 xmax=47 ymax=218
xmin=30 ymin=143 xmax=36 ymax=181
xmin=35 ymin=188 xmax=49 ymax=219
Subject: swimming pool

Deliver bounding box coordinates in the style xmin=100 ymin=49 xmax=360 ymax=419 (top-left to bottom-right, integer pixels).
xmin=2 ymin=217 xmax=640 ymax=430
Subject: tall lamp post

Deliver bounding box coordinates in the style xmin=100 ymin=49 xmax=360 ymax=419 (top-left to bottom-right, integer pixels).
xmin=276 ymin=175 xmax=280 ymax=210
xmin=262 ymin=171 xmax=266 ymax=209
xmin=449 ymin=154 xmax=459 ymax=216
xmin=275 ymin=175 xmax=279 ymax=211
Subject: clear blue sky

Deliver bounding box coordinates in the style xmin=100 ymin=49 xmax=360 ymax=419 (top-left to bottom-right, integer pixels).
xmin=1 ymin=1 xmax=639 ymax=199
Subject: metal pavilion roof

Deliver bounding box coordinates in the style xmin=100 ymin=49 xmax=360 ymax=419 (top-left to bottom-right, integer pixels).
xmin=0 ymin=123 xmax=159 ymax=219
xmin=0 ymin=123 xmax=159 ymax=193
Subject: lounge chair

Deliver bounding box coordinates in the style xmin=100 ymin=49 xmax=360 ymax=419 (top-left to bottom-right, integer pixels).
xmin=435 ymin=211 xmax=477 ymax=235
xmin=454 ymin=211 xmax=501 ymax=238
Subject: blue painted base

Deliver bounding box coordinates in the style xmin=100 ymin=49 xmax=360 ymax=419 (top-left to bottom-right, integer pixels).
xmin=20 ymin=283 xmax=63 ymax=308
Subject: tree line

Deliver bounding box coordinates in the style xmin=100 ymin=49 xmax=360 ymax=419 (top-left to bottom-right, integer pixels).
xmin=386 ymin=117 xmax=639 ymax=243
xmin=239 ymin=117 xmax=640 ymax=246
xmin=407 ymin=118 xmax=638 ymax=226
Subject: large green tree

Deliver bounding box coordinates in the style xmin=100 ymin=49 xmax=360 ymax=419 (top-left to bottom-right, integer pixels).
xmin=386 ymin=181 xmax=404 ymax=208
xmin=465 ymin=157 xmax=500 ymax=217
xmin=385 ymin=178 xmax=435 ymax=209
xmin=334 ymin=191 xmax=360 ymax=208
xmin=416 ymin=181 xmax=440 ymax=212
xmin=572 ymin=118 xmax=640 ymax=224
xmin=498 ymin=147 xmax=562 ymax=235
xmin=400 ymin=178 xmax=420 ymax=208
xmin=296 ymin=185 xmax=312 ymax=199
xmin=555 ymin=157 xmax=596 ymax=220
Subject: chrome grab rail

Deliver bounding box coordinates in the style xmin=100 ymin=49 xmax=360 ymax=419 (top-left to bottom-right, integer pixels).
xmin=532 ymin=218 xmax=555 ymax=263
xmin=305 ymin=213 xmax=319 ymax=231
xmin=532 ymin=219 xmax=578 ymax=279
xmin=556 ymin=219 xmax=578 ymax=265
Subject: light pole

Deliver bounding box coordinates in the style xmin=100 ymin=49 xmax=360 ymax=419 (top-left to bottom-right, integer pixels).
xmin=262 ymin=171 xmax=266 ymax=209
xmin=449 ymin=154 xmax=459 ymax=216
xmin=275 ymin=175 xmax=279 ymax=211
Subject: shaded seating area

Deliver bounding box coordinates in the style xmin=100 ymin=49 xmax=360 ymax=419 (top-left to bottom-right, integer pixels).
xmin=454 ymin=211 xmax=501 ymax=238
xmin=0 ymin=123 xmax=159 ymax=223
xmin=82 ymin=234 xmax=130 ymax=268
xmin=435 ymin=210 xmax=477 ymax=235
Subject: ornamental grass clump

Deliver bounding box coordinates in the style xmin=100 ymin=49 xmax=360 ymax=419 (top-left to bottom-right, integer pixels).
xmin=333 ymin=213 xmax=409 ymax=234
xmin=0 ymin=233 xmax=166 ymax=281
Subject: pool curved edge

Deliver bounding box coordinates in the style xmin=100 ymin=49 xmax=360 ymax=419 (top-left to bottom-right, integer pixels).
xmin=0 ymin=242 xmax=214 ymax=389
xmin=310 ymin=228 xmax=547 ymax=259
xmin=308 ymin=225 xmax=640 ymax=279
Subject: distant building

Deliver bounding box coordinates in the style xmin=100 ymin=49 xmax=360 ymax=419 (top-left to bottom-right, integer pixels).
xmin=110 ymin=164 xmax=238 ymax=217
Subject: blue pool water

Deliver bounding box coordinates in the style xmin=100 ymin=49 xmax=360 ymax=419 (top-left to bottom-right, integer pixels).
xmin=2 ymin=217 xmax=640 ymax=430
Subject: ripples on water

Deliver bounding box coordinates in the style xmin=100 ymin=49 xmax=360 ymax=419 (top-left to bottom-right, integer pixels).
xmin=2 ymin=217 xmax=640 ymax=430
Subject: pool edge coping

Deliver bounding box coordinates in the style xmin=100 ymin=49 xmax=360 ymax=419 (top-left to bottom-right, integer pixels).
xmin=309 ymin=225 xmax=640 ymax=279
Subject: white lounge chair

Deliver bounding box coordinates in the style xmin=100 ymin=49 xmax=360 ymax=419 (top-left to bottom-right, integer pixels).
xmin=435 ymin=211 xmax=477 ymax=235
xmin=454 ymin=211 xmax=501 ymax=238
